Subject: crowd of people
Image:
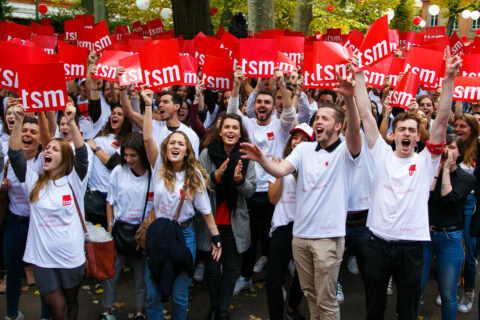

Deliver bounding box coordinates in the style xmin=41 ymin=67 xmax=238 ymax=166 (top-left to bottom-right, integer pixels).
xmin=0 ymin=42 xmax=478 ymax=320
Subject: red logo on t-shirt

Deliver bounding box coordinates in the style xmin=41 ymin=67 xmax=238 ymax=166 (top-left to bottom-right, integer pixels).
xmin=62 ymin=195 xmax=72 ymax=206
xmin=325 ymin=162 xmax=329 ymax=166
xmin=111 ymin=141 xmax=119 ymax=149
xmin=148 ymin=192 xmax=154 ymax=201
xmin=267 ymin=132 xmax=275 ymax=141
xmin=78 ymin=102 xmax=89 ymax=117
xmin=408 ymin=164 xmax=416 ymax=176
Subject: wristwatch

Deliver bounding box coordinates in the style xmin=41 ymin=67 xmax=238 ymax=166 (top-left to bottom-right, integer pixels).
xmin=93 ymin=146 xmax=101 ymax=154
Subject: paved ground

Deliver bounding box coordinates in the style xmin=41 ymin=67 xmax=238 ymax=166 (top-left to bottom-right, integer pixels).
xmin=0 ymin=259 xmax=478 ymax=319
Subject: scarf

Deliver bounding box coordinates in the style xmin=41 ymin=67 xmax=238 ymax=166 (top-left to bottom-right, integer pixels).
xmin=207 ymin=139 xmax=249 ymax=211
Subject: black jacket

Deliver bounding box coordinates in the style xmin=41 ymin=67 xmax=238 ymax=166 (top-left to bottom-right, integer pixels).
xmin=145 ymin=218 xmax=194 ymax=302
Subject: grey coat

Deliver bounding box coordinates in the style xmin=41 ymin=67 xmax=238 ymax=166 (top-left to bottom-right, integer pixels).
xmin=195 ymin=148 xmax=256 ymax=254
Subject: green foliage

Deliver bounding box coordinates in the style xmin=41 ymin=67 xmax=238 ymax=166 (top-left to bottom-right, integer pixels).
xmin=105 ymin=0 xmax=173 ymax=29
xmin=0 ymin=0 xmax=13 ymax=21
xmin=43 ymin=6 xmax=86 ymax=33
xmin=390 ymin=0 xmax=415 ymax=32
xmin=430 ymin=0 xmax=479 ymax=16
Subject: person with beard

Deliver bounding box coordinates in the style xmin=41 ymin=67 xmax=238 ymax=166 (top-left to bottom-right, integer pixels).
xmin=227 ymin=67 xmax=296 ymax=295
xmin=239 ymin=71 xmax=362 ymax=319
xmin=353 ymin=49 xmax=461 ymax=320
xmin=197 ymin=113 xmax=256 ymax=320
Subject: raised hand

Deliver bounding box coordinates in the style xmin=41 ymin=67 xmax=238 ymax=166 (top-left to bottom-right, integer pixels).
xmin=214 ymin=158 xmax=229 ymax=181
xmin=443 ymin=149 xmax=455 ymax=173
xmin=88 ymin=51 xmax=98 ymax=65
xmin=274 ymin=68 xmax=285 ymax=87
xmin=65 ymin=102 xmax=77 ymax=124
xmin=141 ymin=88 xmax=154 ymax=106
xmin=233 ymin=160 xmax=243 ymax=184
xmin=233 ymin=66 xmax=244 ymax=88
xmin=334 ymin=72 xmax=355 ymax=98
xmin=12 ymin=104 xmax=25 ymax=122
xmin=240 ymin=143 xmax=264 ymax=162
xmin=195 ymin=79 xmax=206 ymax=97
xmin=444 ymin=46 xmax=462 ymax=80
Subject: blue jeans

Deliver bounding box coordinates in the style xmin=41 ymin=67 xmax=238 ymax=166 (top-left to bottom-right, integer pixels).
xmin=144 ymin=224 xmax=196 ymax=320
xmin=463 ymin=194 xmax=477 ymax=291
xmin=420 ymin=230 xmax=464 ymax=320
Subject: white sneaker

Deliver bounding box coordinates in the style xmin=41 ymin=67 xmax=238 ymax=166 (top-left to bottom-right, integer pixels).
xmin=99 ymin=313 xmax=116 ymax=320
xmin=347 ymin=256 xmax=359 ymax=275
xmin=288 ymin=260 xmax=296 ymax=277
xmin=5 ymin=311 xmax=24 ymax=320
xmin=253 ymin=256 xmax=268 ymax=273
xmin=435 ymin=294 xmax=442 ymax=306
xmin=193 ymin=263 xmax=205 ymax=282
xmin=336 ymin=283 xmax=344 ymax=304
xmin=282 ymin=286 xmax=287 ymax=301
xmin=233 ymin=276 xmax=252 ymax=296
xmin=458 ymin=291 xmax=474 ymax=313
xmin=386 ymin=277 xmax=393 ymax=296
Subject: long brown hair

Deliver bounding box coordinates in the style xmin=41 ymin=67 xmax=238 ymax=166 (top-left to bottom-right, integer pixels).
xmin=159 ymin=131 xmax=209 ymax=197
xmin=455 ymin=114 xmax=479 ymax=166
xmin=96 ymin=105 xmax=133 ymax=145
xmin=201 ymin=113 xmax=250 ymax=150
xmin=30 ymin=138 xmax=74 ymax=202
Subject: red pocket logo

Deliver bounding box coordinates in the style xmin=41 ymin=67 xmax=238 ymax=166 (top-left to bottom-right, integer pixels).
xmin=111 ymin=141 xmax=119 ymax=149
xmin=148 ymin=192 xmax=154 ymax=201
xmin=267 ymin=132 xmax=275 ymax=141
xmin=326 ymin=162 xmax=329 ymax=166
xmin=408 ymin=164 xmax=416 ymax=176
xmin=62 ymin=194 xmax=72 ymax=206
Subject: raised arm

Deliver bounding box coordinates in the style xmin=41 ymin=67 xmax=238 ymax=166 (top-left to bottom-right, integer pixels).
xmin=142 ymin=89 xmax=159 ymax=166
xmin=117 ymin=67 xmax=144 ymax=129
xmin=276 ymin=70 xmax=296 ymax=133
xmin=240 ymin=142 xmax=295 ymax=178
xmin=38 ymin=112 xmax=51 ymax=150
xmin=430 ymin=48 xmax=462 ymax=147
xmin=8 ymin=102 xmax=26 ymax=183
xmin=227 ymin=67 xmax=243 ymax=117
xmin=353 ymin=58 xmax=379 ymax=149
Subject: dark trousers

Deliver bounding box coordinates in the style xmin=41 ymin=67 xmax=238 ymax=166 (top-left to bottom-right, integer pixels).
xmin=266 ymin=223 xmax=303 ymax=320
xmin=205 ymin=225 xmax=240 ymax=313
xmin=345 ymin=225 xmax=370 ymax=280
xmin=364 ymin=234 xmax=423 ymax=320
xmin=241 ymin=192 xmax=274 ymax=279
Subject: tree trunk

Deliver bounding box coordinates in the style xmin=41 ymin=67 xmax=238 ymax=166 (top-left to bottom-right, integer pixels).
xmin=171 ymin=0 xmax=213 ymax=39
xmin=93 ymin=0 xmax=106 ymax=23
xmin=81 ymin=0 xmax=94 ymax=14
xmin=446 ymin=15 xmax=456 ymax=36
xmin=293 ymin=0 xmax=312 ymax=35
xmin=220 ymin=0 xmax=234 ymax=27
xmin=247 ymin=0 xmax=275 ymax=34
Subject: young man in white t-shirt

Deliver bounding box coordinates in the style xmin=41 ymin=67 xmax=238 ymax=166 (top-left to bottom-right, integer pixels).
xmin=240 ymin=75 xmax=362 ymax=319
xmin=353 ymin=50 xmax=462 ymax=320
xmin=227 ymin=67 xmax=297 ymax=293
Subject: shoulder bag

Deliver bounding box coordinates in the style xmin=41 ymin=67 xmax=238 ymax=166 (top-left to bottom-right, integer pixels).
xmin=69 ymin=183 xmax=116 ymax=280
xmin=0 ymin=160 xmax=10 ymax=227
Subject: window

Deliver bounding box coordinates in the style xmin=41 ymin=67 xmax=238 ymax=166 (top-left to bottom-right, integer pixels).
xmin=473 ymin=18 xmax=479 ymax=30
xmin=430 ymin=14 xmax=438 ymax=26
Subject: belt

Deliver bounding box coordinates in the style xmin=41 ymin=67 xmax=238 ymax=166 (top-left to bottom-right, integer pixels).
xmin=369 ymin=233 xmax=420 ymax=246
xmin=430 ymin=225 xmax=462 ymax=232
xmin=179 ymin=218 xmax=193 ymax=229
xmin=10 ymin=214 xmax=29 ymax=223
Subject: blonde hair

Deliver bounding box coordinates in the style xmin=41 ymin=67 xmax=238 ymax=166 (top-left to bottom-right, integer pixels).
xmin=159 ymin=131 xmax=209 ymax=197
xmin=30 ymin=139 xmax=74 ymax=202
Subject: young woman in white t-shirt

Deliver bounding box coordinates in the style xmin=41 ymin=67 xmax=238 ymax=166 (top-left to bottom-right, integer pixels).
xmin=99 ymin=132 xmax=153 ymax=320
xmin=85 ymin=105 xmax=133 ymax=227
xmin=266 ymin=123 xmax=312 ymax=320
xmin=8 ymin=102 xmax=88 ymax=320
xmin=142 ymin=89 xmax=221 ymax=320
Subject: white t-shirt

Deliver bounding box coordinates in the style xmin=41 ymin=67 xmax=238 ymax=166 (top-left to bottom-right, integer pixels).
xmin=152 ymin=120 xmax=199 ymax=158
xmin=0 ymin=133 xmax=9 ymax=158
xmin=268 ymin=174 xmax=297 ymax=235
xmin=6 ymin=154 xmax=43 ymax=217
xmin=242 ymin=116 xmax=291 ymax=192
xmin=88 ymin=134 xmax=120 ymax=193
xmin=152 ymin=155 xmax=210 ymax=223
xmin=22 ymin=167 xmax=88 ymax=268
xmin=79 ymin=95 xmax=112 ymax=140
xmin=366 ymin=136 xmax=440 ymax=241
xmin=348 ymin=133 xmax=374 ymax=211
xmin=286 ymin=140 xmax=357 ymax=238
xmin=107 ymin=165 xmax=154 ymax=225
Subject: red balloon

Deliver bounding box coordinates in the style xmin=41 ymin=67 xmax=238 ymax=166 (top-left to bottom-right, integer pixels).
xmin=461 ymin=35 xmax=468 ymax=41
xmin=38 ymin=4 xmax=48 ymax=15
xmin=476 ymin=29 xmax=480 ymax=35
xmin=413 ymin=16 xmax=422 ymax=25
xmin=326 ymin=4 xmax=335 ymax=11
xmin=210 ymin=8 xmax=218 ymax=16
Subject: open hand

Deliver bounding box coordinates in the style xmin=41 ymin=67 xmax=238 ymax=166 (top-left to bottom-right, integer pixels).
xmin=233 ymin=160 xmax=243 ymax=184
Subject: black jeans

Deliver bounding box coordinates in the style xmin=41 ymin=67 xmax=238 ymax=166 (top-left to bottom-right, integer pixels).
xmin=241 ymin=192 xmax=274 ymax=279
xmin=364 ymin=233 xmax=423 ymax=320
xmin=205 ymin=225 xmax=240 ymax=313
xmin=266 ymin=223 xmax=303 ymax=320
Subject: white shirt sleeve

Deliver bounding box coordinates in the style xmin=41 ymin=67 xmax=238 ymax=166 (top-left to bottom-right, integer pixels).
xmin=227 ymin=96 xmax=242 ymax=117
xmin=192 ymin=190 xmax=212 ymax=215
xmin=107 ymin=167 xmax=118 ymax=206
xmin=285 ymin=142 xmax=307 ymax=172
xmin=246 ymin=92 xmax=257 ymax=119
xmin=297 ymin=92 xmax=311 ymax=124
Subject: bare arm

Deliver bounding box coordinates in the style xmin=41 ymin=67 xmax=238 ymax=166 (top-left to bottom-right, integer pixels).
xmin=268 ymin=178 xmax=283 ymax=205
xmin=120 ymin=88 xmax=144 ymax=129
xmin=240 ymin=143 xmax=295 ymax=178
xmin=142 ymin=89 xmax=159 ymax=166
xmin=106 ymin=202 xmax=114 ymax=233
xmin=38 ymin=112 xmax=51 ymax=150
xmin=379 ymin=98 xmax=394 ymax=145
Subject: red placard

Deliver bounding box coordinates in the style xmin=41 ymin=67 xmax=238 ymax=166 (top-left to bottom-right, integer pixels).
xmin=388 ymin=57 xmax=406 ymax=88
xmin=421 ymin=37 xmax=449 ymax=52
xmin=389 ymin=29 xmax=399 ymax=51
xmin=31 ymin=22 xmax=54 ymax=36
xmin=303 ymin=51 xmax=324 ymax=88
xmin=239 ymin=39 xmax=278 ymax=78
xmin=93 ymin=51 xmax=132 ymax=82
xmin=180 ymin=55 xmax=198 ymax=86
xmin=64 ymin=19 xmax=83 ymax=42
xmin=215 ymin=25 xmax=225 ymax=39
xmin=425 ymin=26 xmax=446 ymax=40
xmin=194 ymin=37 xmax=227 ymax=66
xmin=277 ymin=51 xmax=295 ymax=74
xmin=132 ymin=21 xmax=143 ymax=35
xmin=460 ymin=54 xmax=480 ymax=77
xmin=113 ymin=25 xmax=130 ymax=41
xmin=58 ymin=40 xmax=88 ymax=80
xmin=312 ymin=41 xmax=351 ymax=88
xmin=390 ymin=72 xmax=420 ymax=109
xmin=325 ymin=28 xmax=342 ymax=42
xmin=139 ymin=39 xmax=183 ymax=90
xmin=75 ymin=15 xmax=94 ymax=28
xmin=357 ymin=15 xmax=391 ymax=70
xmin=404 ymin=47 xmax=444 ymax=88
xmin=6 ymin=21 xmax=31 ymax=41
xmin=201 ymin=56 xmax=233 ymax=91
xmin=450 ymin=32 xmax=464 ymax=56
xmin=31 ymin=35 xmax=56 ymax=55
xmin=77 ymin=27 xmax=94 ymax=51
xmin=118 ymin=54 xmax=143 ymax=86
xmin=399 ymin=31 xmax=424 ymax=51
xmin=453 ymin=77 xmax=480 ymax=102
xmin=343 ymin=29 xmax=363 ymax=54
xmin=220 ymin=30 xmax=239 ymax=59
xmin=146 ymin=18 xmax=164 ymax=37
xmin=93 ymin=20 xmax=113 ymax=53
xmin=364 ymin=56 xmax=392 ymax=88
xmin=18 ymin=62 xmax=68 ymax=113
xmin=279 ymin=36 xmax=304 ymax=66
